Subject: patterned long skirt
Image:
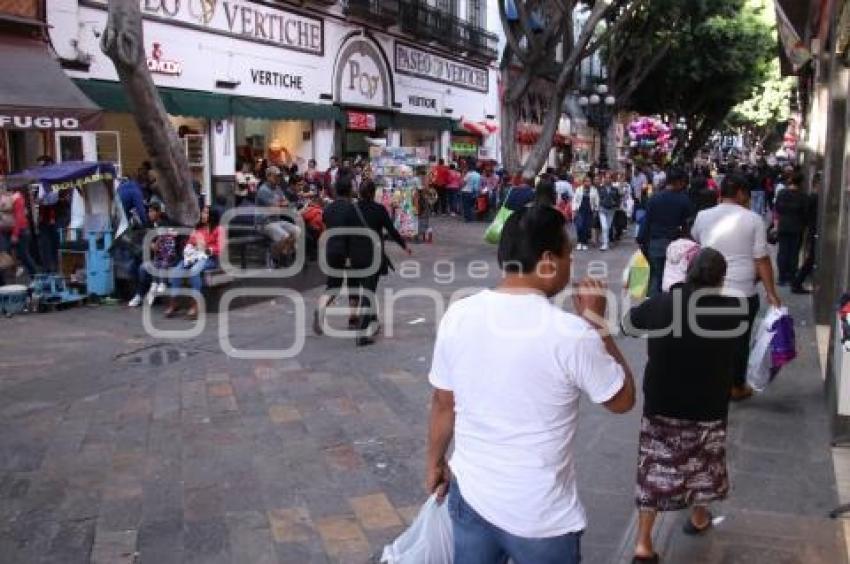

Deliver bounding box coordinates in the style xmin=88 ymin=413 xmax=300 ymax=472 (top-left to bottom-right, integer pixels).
xmin=635 ymin=415 xmax=729 ymax=511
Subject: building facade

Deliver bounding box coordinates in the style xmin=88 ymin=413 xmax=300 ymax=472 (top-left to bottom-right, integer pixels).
xmin=44 ymin=0 xmax=502 ymax=200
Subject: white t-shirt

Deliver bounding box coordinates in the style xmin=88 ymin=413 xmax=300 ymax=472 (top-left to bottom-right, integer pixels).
xmin=691 ymin=202 xmax=768 ymax=297
xmin=429 ymin=290 xmax=625 ymax=538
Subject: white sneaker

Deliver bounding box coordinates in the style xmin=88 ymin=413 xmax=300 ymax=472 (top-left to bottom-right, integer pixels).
xmin=156 ymin=282 xmax=167 ymax=294
xmin=128 ymin=294 xmax=142 ymax=307
xmin=601 ymin=244 xmax=609 ymax=251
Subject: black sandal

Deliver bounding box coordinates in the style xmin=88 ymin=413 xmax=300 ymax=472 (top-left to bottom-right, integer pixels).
xmin=682 ymin=511 xmax=713 ymax=535
xmin=632 ymin=554 xmax=659 ymax=564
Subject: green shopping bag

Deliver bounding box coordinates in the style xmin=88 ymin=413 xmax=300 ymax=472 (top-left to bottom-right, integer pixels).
xmin=484 ymin=189 xmax=513 ymax=245
xmin=625 ymin=250 xmax=650 ymax=299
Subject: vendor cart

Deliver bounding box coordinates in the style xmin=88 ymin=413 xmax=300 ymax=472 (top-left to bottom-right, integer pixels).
xmin=7 ymin=161 xmax=123 ymax=304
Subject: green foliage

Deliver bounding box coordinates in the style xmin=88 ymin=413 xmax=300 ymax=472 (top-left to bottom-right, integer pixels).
xmin=728 ymin=58 xmax=794 ymax=128
xmin=620 ymin=0 xmax=775 ymax=158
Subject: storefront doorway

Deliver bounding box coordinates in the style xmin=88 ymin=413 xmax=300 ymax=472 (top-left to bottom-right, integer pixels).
xmin=235 ymin=117 xmax=313 ymax=172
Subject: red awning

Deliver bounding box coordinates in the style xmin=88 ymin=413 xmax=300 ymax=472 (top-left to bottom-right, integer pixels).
xmin=0 ymin=33 xmax=102 ymax=131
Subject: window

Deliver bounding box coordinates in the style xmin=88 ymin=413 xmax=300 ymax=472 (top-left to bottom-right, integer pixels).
xmin=468 ymin=0 xmax=484 ymax=28
xmin=435 ymin=0 xmax=456 ymax=16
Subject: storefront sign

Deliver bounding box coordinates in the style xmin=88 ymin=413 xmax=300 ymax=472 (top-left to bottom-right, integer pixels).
xmin=0 ymin=111 xmax=104 ymax=131
xmin=408 ymin=95 xmax=436 ymax=109
xmin=451 ymin=141 xmax=478 ymax=155
xmin=347 ymin=112 xmax=376 ymax=131
xmin=250 ymin=69 xmax=303 ymax=90
xmin=91 ymin=0 xmax=323 ymax=55
xmin=49 ymin=171 xmax=115 ymax=192
xmin=335 ymin=37 xmax=391 ymax=108
xmin=395 ymin=43 xmax=488 ymax=93
xmin=147 ymin=42 xmax=182 ymax=75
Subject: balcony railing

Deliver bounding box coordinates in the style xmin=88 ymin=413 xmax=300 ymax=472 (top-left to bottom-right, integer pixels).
xmin=345 ymin=0 xmax=497 ymax=62
xmin=344 ymin=0 xmax=400 ymax=25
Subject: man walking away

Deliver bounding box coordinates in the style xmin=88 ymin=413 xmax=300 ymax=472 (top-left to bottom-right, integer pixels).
xmin=637 ymin=169 xmax=693 ymax=297
xmin=792 ymin=173 xmax=820 ymax=294
xmin=775 ymin=171 xmax=808 ymax=286
xmin=426 ymin=205 xmax=635 ymax=564
xmin=461 ymin=165 xmax=481 ymax=222
xmin=431 ymin=158 xmax=450 ymax=215
xmin=691 ymin=174 xmax=782 ymax=401
xmin=598 ymin=171 xmax=621 ymax=251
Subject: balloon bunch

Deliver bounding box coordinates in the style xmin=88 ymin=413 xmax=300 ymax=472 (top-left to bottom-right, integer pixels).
xmin=627 ymin=117 xmax=672 ymax=163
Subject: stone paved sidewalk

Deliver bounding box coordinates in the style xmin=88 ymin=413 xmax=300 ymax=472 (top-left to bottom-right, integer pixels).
xmin=0 ymin=218 xmax=846 ymax=563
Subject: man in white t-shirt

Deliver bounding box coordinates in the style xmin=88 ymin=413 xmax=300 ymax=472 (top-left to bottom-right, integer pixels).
xmin=426 ymin=205 xmax=635 ymax=563
xmin=691 ymin=173 xmax=781 ymax=401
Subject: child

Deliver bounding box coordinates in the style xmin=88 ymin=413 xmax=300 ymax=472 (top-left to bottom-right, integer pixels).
xmin=413 ymin=184 xmax=433 ymax=243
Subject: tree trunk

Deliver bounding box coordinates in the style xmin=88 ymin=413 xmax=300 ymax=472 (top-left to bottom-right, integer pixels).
xmin=500 ymin=73 xmax=520 ymax=175
xmin=100 ymin=0 xmax=199 ymax=227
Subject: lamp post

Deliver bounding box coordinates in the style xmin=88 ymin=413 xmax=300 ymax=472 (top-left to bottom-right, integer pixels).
xmin=578 ymin=83 xmax=616 ymax=170
xmin=673 ymin=116 xmax=688 ymax=163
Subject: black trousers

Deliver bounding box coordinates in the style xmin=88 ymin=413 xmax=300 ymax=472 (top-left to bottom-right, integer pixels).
xmin=734 ymin=294 xmax=761 ymax=387
xmin=776 ymin=232 xmax=802 ymax=284
xmin=436 ymin=188 xmax=449 ymax=215
xmin=793 ymin=235 xmax=816 ymax=289
xmin=351 ymin=273 xmax=380 ymax=333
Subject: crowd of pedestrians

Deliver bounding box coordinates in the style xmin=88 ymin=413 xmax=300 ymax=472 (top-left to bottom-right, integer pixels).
xmin=424 ymin=157 xmax=815 ymax=563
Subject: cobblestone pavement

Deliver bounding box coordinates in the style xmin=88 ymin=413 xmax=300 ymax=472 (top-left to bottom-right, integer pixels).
xmin=0 ymin=217 xmax=845 ymax=563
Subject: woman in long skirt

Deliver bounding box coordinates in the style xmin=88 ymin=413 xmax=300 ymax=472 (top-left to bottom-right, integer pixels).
xmin=623 ymin=248 xmax=748 ymax=563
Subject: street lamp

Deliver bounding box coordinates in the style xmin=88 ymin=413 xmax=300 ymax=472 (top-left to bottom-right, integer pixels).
xmin=577 ymin=82 xmax=617 ymax=169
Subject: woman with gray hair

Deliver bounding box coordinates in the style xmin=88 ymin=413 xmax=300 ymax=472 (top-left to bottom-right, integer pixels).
xmin=623 ymin=248 xmax=749 ymax=563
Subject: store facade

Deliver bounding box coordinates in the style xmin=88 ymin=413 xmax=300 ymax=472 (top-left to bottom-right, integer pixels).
xmin=0 ymin=1 xmax=103 ymax=174
xmin=47 ymin=0 xmax=501 ymax=201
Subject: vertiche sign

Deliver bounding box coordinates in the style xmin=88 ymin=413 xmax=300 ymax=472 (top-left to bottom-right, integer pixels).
xmin=91 ymin=0 xmax=323 ymax=55
xmin=395 ymin=42 xmax=488 ymax=93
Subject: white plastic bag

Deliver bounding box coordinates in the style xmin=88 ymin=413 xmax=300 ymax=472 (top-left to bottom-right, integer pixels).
xmin=381 ymin=495 xmax=453 ymax=564
xmin=746 ymin=306 xmax=787 ymax=392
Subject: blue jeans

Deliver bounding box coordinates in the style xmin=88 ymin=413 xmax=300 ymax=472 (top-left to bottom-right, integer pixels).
xmin=647 ymin=238 xmax=670 ymax=298
xmin=169 ymin=257 xmax=218 ymax=295
xmin=750 ymin=190 xmax=766 ymax=216
xmin=449 ymin=481 xmax=582 ymax=564
xmin=575 ymin=209 xmax=592 ymax=244
xmin=461 ymin=192 xmax=476 ymax=222
xmin=448 ymin=190 xmax=461 ymax=215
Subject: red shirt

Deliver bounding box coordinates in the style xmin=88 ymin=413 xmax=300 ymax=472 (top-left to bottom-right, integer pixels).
xmin=11 ymin=192 xmax=28 ymax=239
xmin=188 ymin=225 xmax=224 ymax=257
xmin=432 ymin=165 xmax=450 ymax=188
xmin=446 ymin=169 xmax=463 ymax=190
xmin=301 ymin=204 xmax=325 ymax=233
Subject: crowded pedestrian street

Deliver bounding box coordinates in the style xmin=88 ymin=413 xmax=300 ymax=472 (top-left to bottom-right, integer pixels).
xmin=3 ymin=0 xmax=850 ymax=563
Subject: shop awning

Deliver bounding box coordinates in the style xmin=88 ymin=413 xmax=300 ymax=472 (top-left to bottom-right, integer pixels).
xmin=775 ymin=0 xmax=813 ymax=75
xmin=0 ymin=34 xmax=102 ymax=130
xmin=75 ymin=79 xmax=341 ymax=122
xmin=75 ymin=80 xmax=231 ymax=119
xmin=232 ymin=97 xmax=342 ymax=122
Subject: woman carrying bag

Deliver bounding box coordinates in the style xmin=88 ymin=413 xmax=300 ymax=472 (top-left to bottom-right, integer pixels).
xmin=350 ymin=179 xmax=411 ymax=346
xmin=623 ymin=248 xmax=748 ymax=563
